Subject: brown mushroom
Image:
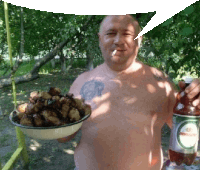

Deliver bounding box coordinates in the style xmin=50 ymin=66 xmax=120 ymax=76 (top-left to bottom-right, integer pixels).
xmin=33 ymin=114 xmax=43 ymax=127
xmin=74 ymin=98 xmax=85 ymax=110
xmin=68 ymin=108 xmax=81 ymax=122
xmin=84 ymin=104 xmax=92 ymax=115
xmin=25 ymin=103 xmax=40 ymax=114
xmin=29 ymin=91 xmax=40 ymax=103
xmin=48 ymin=87 xmax=61 ymax=96
xmin=17 ymin=103 xmax=29 ymax=113
xmin=60 ymin=96 xmax=71 ymax=105
xmin=38 ymin=92 xmax=52 ymax=100
xmin=41 ymin=110 xmax=61 ymax=126
xmin=61 ymin=104 xmax=70 ymax=118
xmin=15 ymin=88 xmax=91 ymax=127
xmin=20 ymin=115 xmax=33 ymax=126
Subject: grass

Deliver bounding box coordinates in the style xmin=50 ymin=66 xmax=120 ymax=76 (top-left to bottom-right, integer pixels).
xmin=0 ymin=57 xmax=93 ymax=125
xmin=0 ymin=57 xmax=103 ymax=116
xmin=1 ymin=57 xmax=195 ymax=169
xmin=2 ymin=151 xmax=13 ymax=163
xmin=0 ymin=57 xmax=104 ymax=78
xmin=0 ymin=58 xmax=195 ymax=169
xmin=0 ymin=134 xmax=11 ymax=146
xmin=0 ymin=59 xmax=90 ymax=116
xmin=0 ymin=65 xmax=87 ymax=170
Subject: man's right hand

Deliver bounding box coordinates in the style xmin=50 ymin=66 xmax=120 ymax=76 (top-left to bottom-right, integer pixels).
xmin=57 ymin=129 xmax=80 ymax=143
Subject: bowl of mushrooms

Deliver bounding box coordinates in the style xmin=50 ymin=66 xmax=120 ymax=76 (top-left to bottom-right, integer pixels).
xmin=9 ymin=87 xmax=91 ymax=140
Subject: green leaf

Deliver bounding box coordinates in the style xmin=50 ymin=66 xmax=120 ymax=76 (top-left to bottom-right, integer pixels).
xmin=183 ymin=5 xmax=194 ymax=15
xmin=172 ymin=42 xmax=178 ymax=48
xmin=180 ymin=27 xmax=193 ymax=36
xmin=162 ymin=17 xmax=173 ymax=26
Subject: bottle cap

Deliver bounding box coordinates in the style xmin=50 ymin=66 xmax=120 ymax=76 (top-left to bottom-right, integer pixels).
xmin=184 ymin=77 xmax=193 ymax=84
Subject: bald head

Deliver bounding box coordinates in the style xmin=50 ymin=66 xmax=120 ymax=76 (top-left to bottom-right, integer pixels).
xmin=99 ymin=15 xmax=141 ymax=36
xmin=98 ymin=14 xmax=143 ymax=72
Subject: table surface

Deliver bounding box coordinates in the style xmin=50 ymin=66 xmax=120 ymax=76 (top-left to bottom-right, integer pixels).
xmin=165 ymin=157 xmax=200 ymax=170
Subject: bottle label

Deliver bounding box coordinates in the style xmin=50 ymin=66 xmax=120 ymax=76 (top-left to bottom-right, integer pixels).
xmin=169 ymin=114 xmax=200 ymax=154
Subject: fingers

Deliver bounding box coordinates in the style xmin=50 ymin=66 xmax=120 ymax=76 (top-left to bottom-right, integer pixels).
xmin=185 ymin=79 xmax=200 ymax=98
xmin=184 ymin=78 xmax=200 ymax=108
xmin=187 ymin=85 xmax=200 ymax=100
xmin=178 ymin=81 xmax=185 ymax=90
xmin=178 ymin=78 xmax=200 ymax=108
xmin=193 ymin=99 xmax=200 ymax=109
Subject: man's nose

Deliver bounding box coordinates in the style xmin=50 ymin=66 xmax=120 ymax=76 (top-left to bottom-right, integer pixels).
xmin=113 ymin=33 xmax=124 ymax=45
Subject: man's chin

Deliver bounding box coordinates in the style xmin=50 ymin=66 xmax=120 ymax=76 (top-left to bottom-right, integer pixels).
xmin=111 ymin=55 xmax=126 ymax=64
xmin=107 ymin=59 xmax=127 ymax=70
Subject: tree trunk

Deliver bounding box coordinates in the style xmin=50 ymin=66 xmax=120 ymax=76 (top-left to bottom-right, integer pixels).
xmin=86 ymin=49 xmax=94 ymax=71
xmin=51 ymin=59 xmax=55 ymax=69
xmin=0 ymin=39 xmax=69 ymax=88
xmin=28 ymin=15 xmax=95 ymax=76
xmin=0 ymin=73 xmax=38 ymax=88
xmin=66 ymin=53 xmax=74 ymax=72
xmin=60 ymin=50 xmax=66 ymax=73
xmin=0 ymin=15 xmax=95 ymax=88
xmin=50 ymin=49 xmax=55 ymax=69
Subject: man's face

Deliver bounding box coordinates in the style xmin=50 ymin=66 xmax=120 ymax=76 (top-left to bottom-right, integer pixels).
xmin=98 ymin=15 xmax=141 ymax=71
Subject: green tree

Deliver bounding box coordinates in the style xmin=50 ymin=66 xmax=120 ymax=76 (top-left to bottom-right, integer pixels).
xmin=137 ymin=1 xmax=200 ymax=79
xmin=0 ymin=13 xmax=95 ymax=88
xmin=1 ymin=1 xmax=199 ymax=88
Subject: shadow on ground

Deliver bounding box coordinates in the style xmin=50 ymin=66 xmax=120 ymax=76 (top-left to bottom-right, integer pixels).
xmin=1 ymin=68 xmax=200 ymax=169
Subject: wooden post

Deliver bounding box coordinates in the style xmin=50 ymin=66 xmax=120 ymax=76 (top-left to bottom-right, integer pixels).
xmin=15 ymin=127 xmax=29 ymax=164
xmin=4 ymin=1 xmax=17 ymax=108
xmin=2 ymin=148 xmax=23 ymax=170
xmin=2 ymin=2 xmax=29 ymax=169
xmin=0 ymin=159 xmax=2 ymax=170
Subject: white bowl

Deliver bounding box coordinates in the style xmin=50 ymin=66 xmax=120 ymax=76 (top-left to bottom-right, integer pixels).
xmin=9 ymin=111 xmax=91 ymax=140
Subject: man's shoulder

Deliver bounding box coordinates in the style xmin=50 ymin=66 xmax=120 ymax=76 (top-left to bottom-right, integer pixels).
xmin=146 ymin=65 xmax=178 ymax=91
xmin=71 ymin=71 xmax=90 ymax=90
xmin=76 ymin=70 xmax=90 ymax=80
xmin=76 ymin=64 xmax=104 ymax=81
xmin=70 ymin=64 xmax=104 ymax=91
xmin=143 ymin=63 xmax=177 ymax=90
xmin=143 ymin=63 xmax=166 ymax=81
xmin=69 ymin=71 xmax=89 ymax=93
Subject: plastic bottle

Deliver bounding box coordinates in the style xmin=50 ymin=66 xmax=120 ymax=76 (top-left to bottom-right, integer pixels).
xmin=169 ymin=77 xmax=200 ymax=166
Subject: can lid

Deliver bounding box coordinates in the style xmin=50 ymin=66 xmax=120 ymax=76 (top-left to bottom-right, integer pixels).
xmin=184 ymin=76 xmax=193 ymax=84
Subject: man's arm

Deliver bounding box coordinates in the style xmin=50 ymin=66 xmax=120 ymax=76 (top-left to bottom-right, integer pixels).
xmin=164 ymin=76 xmax=178 ymax=129
xmin=153 ymin=68 xmax=178 ymax=129
xmin=166 ymin=90 xmax=177 ymax=129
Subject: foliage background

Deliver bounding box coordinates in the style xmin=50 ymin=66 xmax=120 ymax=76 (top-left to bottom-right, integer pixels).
xmin=0 ymin=1 xmax=200 ymax=169
xmin=0 ymin=1 xmax=199 ymax=85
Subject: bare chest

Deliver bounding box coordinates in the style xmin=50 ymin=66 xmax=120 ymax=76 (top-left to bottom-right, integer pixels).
xmin=74 ymin=73 xmax=167 ymax=169
xmin=82 ymin=76 xmax=168 ymax=130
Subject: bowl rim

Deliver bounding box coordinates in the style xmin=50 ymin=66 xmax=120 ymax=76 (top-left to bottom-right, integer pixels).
xmin=9 ymin=110 xmax=91 ymax=129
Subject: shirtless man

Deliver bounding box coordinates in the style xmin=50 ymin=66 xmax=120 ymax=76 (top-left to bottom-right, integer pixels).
xmin=57 ymin=15 xmax=200 ymax=170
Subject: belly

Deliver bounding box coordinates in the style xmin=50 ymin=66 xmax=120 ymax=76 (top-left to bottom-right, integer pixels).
xmin=74 ymin=119 xmax=163 ymax=170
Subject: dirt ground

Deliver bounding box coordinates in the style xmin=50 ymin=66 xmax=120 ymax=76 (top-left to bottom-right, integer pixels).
xmin=0 ymin=68 xmax=86 ymax=170
xmin=1 ymin=68 xmax=200 ymax=170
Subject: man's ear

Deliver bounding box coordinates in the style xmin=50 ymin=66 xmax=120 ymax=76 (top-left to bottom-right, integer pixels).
xmin=98 ymin=33 xmax=101 ymax=41
xmin=98 ymin=33 xmax=101 ymax=48
xmin=138 ymin=36 xmax=143 ymax=48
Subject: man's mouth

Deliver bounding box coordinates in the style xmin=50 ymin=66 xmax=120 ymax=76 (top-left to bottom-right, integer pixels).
xmin=116 ymin=48 xmax=125 ymax=51
xmin=112 ymin=49 xmax=125 ymax=56
xmin=112 ymin=50 xmax=117 ymax=56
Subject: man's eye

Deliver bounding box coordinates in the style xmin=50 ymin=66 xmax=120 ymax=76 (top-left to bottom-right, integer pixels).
xmin=124 ymin=33 xmax=132 ymax=36
xmin=106 ymin=33 xmax=115 ymax=35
